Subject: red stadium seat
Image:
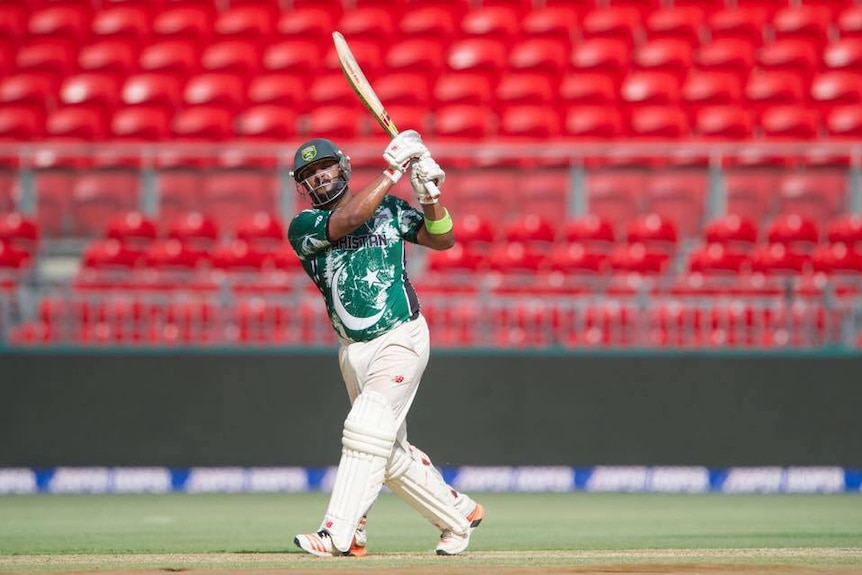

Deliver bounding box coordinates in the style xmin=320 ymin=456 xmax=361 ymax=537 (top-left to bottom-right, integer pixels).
xmin=626 ymin=212 xmax=679 ymax=251
xmin=105 ymin=210 xmax=158 ymax=248
xmin=695 ymin=38 xmax=756 ymax=81
xmin=200 ymin=39 xmax=260 ymax=78
xmin=564 ymin=106 xmax=625 ymax=139
xmin=682 ymin=72 xmax=743 ymax=114
xmin=234 ymin=105 xmax=295 ymax=141
xmin=581 ymin=6 xmax=642 ymax=46
xmin=487 ymin=241 xmax=547 ymax=273
xmin=111 ymin=106 xmax=170 ymax=140
xmin=745 ymin=71 xmax=807 ymax=113
xmin=301 ymin=105 xmax=362 ymax=140
xmin=495 ymin=73 xmax=557 ymax=110
xmin=811 ymin=71 xmax=862 ymax=112
xmin=629 ymin=106 xmax=690 ymax=139
xmin=758 ymin=105 xmax=819 ymax=140
xmin=837 ymin=5 xmax=862 ymax=38
xmin=247 ymin=73 xmax=305 ymax=110
xmin=633 ymin=38 xmax=694 ymax=82
xmin=152 ymin=4 xmax=212 ymax=44
xmin=432 ymin=104 xmax=496 ymax=140
xmin=755 ymin=39 xmax=819 ymax=79
xmin=771 ymin=5 xmax=831 ymax=49
xmin=170 ymin=106 xmax=233 ymax=141
xmin=384 ymin=38 xmax=447 ymax=75
xmin=693 ymin=105 xmax=752 ymax=142
xmin=823 ymin=38 xmax=862 ymax=71
xmin=27 ymin=5 xmax=89 ymax=44
xmin=0 ymin=212 xmax=39 ymax=255
xmin=166 ymin=211 xmax=218 ymax=248
xmin=90 ymin=5 xmax=150 ymax=46
xmin=0 ymin=4 xmax=26 ymax=46
xmin=750 ymin=242 xmax=811 ymax=275
xmin=262 ymin=39 xmax=322 ymax=79
xmin=445 ymin=38 xmax=507 ymax=83
xmin=210 ymin=238 xmax=269 ymax=272
xmin=46 ymin=107 xmax=107 ymax=140
xmin=508 ymin=38 xmax=569 ymax=76
xmin=0 ymin=73 xmax=56 ymax=110
xmin=15 ymin=38 xmax=77 ymax=79
xmin=707 ymin=6 xmax=767 ymax=44
xmin=560 ymin=72 xmax=617 ymax=106
xmin=498 ymin=106 xmax=561 ymax=141
xmin=121 ymin=73 xmax=183 ymax=113
xmin=704 ymin=214 xmax=760 ymax=248
xmin=213 ymin=5 xmax=274 ymax=43
xmin=810 ymin=242 xmax=862 ymax=275
xmin=337 ymin=6 xmax=396 ymax=40
xmin=0 ymin=106 xmax=45 ymax=141
xmin=607 ymin=242 xmax=669 ymax=275
xmin=520 ymin=6 xmax=579 ymax=44
xmin=432 ymin=72 xmax=493 ymax=109
xmin=81 ymin=237 xmax=143 ymax=270
xmin=459 ymin=6 xmax=520 ymax=42
xmin=501 ymin=214 xmax=556 ymax=244
xmin=570 ymin=38 xmax=631 ymax=85
xmin=234 ymin=212 xmax=285 ymax=252
xmin=560 ymin=214 xmax=616 ymax=251
xmin=182 ymin=72 xmax=246 ymax=112
xmin=397 ymin=4 xmax=457 ymax=42
xmin=827 ymin=214 xmax=862 ymax=247
xmin=644 ymin=6 xmax=704 ymax=47
xmin=373 ymin=72 xmax=432 ymax=108
xmin=453 ymin=213 xmax=495 ymax=247
xmin=77 ymin=39 xmax=137 ymax=78
xmin=777 ymin=171 xmax=846 ymax=223
xmin=621 ymin=71 xmax=681 ymax=107
xmin=687 ymin=242 xmax=751 ymax=274
xmin=825 ymin=105 xmax=862 ymax=139
xmin=766 ymin=213 xmax=820 ymax=247
xmin=58 ymin=73 xmax=121 ymax=123
xmin=307 ymin=72 xmax=365 ymax=108
xmin=138 ymin=39 xmax=199 ymax=78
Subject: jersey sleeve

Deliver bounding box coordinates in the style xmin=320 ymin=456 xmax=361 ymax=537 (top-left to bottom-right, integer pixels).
xmin=287 ymin=209 xmax=333 ymax=260
xmin=392 ymin=197 xmax=425 ymax=244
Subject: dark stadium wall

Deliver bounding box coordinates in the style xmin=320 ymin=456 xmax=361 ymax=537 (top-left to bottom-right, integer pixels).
xmin=1 ymin=351 xmax=861 ymax=468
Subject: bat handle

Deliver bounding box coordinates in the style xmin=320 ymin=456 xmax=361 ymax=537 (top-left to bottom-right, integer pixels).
xmin=424 ymin=181 xmax=441 ymax=201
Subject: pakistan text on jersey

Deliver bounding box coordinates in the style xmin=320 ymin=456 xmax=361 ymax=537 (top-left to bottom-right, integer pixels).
xmin=332 ymin=234 xmax=388 ymax=250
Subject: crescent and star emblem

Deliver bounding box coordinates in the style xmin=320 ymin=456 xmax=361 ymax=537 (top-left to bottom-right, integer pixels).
xmin=331 ymin=264 xmax=385 ymax=331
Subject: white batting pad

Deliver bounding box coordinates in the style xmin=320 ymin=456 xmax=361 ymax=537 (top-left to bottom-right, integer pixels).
xmin=385 ymin=443 xmax=470 ymax=534
xmin=323 ymin=390 xmax=397 ymax=552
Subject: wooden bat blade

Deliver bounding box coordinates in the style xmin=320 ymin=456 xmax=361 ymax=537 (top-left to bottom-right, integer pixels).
xmin=332 ymin=31 xmax=399 ymax=137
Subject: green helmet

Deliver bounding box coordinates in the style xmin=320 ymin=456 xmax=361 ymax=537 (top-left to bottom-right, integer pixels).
xmin=291 ymin=138 xmax=352 ymax=208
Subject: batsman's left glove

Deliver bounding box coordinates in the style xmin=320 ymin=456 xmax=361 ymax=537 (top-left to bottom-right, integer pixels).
xmin=410 ymin=156 xmax=444 ymax=205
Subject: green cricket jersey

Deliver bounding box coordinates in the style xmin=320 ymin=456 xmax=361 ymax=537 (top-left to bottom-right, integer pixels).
xmin=287 ymin=195 xmax=425 ymax=343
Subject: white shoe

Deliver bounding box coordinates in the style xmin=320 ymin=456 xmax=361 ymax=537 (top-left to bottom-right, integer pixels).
xmin=294 ymin=523 xmax=366 ymax=558
xmin=435 ymin=502 xmax=485 ymax=556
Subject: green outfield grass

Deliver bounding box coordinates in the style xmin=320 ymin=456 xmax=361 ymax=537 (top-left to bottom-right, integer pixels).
xmin=0 ymin=492 xmax=861 ymax=572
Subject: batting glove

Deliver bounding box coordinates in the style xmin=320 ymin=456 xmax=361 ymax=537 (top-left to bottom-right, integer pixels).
xmin=410 ymin=156 xmax=444 ymax=204
xmin=383 ymin=130 xmax=429 ymax=173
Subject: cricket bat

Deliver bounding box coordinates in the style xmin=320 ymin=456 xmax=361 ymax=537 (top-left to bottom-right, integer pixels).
xmin=332 ymin=31 xmax=440 ymax=199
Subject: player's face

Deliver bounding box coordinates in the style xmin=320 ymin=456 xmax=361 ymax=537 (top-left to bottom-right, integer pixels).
xmin=298 ymin=159 xmax=346 ymax=207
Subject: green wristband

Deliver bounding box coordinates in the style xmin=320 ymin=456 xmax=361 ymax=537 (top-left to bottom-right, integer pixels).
xmin=424 ymin=209 xmax=453 ymax=235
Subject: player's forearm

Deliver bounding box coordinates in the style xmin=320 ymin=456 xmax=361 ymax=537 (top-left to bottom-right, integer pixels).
xmin=333 ymin=170 xmax=397 ymax=233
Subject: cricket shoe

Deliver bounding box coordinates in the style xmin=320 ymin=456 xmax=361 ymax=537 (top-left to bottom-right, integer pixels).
xmin=435 ymin=502 xmax=485 ymax=556
xmin=293 ymin=526 xmax=366 ymax=558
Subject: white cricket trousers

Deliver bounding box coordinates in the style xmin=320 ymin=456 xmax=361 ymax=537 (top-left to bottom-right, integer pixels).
xmin=338 ymin=314 xmax=429 ymax=442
